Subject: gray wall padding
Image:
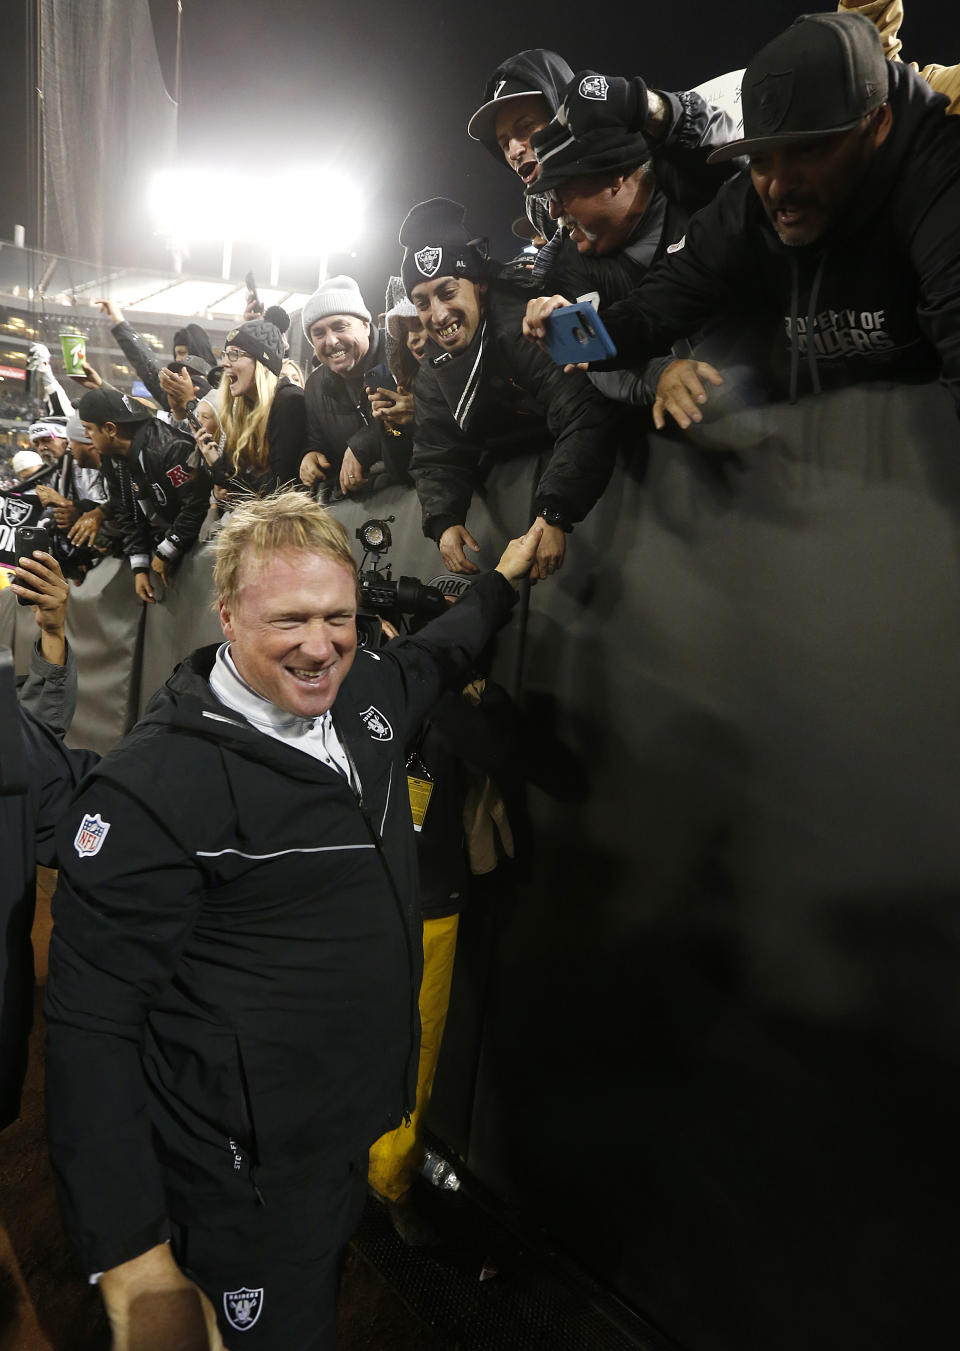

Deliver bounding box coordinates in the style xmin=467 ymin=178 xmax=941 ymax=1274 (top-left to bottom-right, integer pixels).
xmin=62 ymin=558 xmax=145 ymax=755
xmin=453 ymin=380 xmax=960 ymax=1351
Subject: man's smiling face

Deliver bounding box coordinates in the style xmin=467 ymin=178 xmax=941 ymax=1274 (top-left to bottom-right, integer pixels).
xmin=308 ymin=313 xmax=371 ymax=376
xmin=410 ymin=276 xmax=485 ymax=356
xmin=219 ymin=548 xmax=358 ymax=718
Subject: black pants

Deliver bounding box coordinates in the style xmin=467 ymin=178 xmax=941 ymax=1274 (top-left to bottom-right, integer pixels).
xmin=171 ymin=1157 xmax=367 ymax=1348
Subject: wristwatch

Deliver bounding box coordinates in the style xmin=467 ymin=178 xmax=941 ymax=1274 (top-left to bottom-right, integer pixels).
xmin=537 ymin=507 xmax=572 ymax=533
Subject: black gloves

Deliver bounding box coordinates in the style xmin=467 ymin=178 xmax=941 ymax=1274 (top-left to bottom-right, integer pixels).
xmin=557 ymin=71 xmax=650 ymax=137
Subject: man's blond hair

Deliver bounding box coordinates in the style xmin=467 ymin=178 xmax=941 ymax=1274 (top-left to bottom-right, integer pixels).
xmin=214 ymin=490 xmax=357 ymax=608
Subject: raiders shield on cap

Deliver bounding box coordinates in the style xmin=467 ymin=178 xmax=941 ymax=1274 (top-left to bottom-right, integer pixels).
xmin=752 ymin=70 xmax=795 ymax=133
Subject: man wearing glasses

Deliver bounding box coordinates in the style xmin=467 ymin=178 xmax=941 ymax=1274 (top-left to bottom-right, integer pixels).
xmin=523 ymin=14 xmax=960 ymax=426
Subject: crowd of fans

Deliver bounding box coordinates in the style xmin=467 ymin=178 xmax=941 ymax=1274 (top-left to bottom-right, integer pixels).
xmin=2 ymin=2 xmax=959 ymax=1345
xmin=1 ymin=1 xmax=955 ymax=605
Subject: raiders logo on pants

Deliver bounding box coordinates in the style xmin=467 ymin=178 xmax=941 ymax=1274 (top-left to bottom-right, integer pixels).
xmin=171 ymin=1158 xmax=367 ymax=1348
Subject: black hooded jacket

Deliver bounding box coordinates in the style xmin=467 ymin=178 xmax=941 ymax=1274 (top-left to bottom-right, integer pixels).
xmin=410 ymin=272 xmax=624 ymax=541
xmin=112 ymin=321 xmax=216 ymax=414
xmin=474 ymin=48 xmax=573 ymax=160
xmin=597 ymin=64 xmax=960 ymax=411
xmin=475 ymin=49 xmax=575 ymax=239
xmin=44 ymin=568 xmax=517 ymax=1275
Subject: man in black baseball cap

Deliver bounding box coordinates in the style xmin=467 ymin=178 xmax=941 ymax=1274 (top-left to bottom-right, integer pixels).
xmin=78 ymin=386 xmax=211 ymax=604
xmin=524 ymin=12 xmax=960 ymax=425
xmin=513 ymin=72 xmax=740 ymax=425
xmin=706 ymin=10 xmax=891 ymax=247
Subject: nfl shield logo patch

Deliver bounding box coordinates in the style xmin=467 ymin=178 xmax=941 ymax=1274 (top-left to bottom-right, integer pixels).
xmin=415 ymin=246 xmax=442 ymax=278
xmin=73 ymin=813 xmax=110 ymax=859
xmin=223 ymin=1286 xmax=264 ymax=1331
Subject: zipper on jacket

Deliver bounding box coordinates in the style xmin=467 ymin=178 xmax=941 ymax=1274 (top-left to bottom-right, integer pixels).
xmin=335 ymin=727 xmax=419 ymax=1118
xmin=234 ymin=1035 xmax=265 ymax=1206
xmin=343 ymin=747 xmax=419 ymax=1116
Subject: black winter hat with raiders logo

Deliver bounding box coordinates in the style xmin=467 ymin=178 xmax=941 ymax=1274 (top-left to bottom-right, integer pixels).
xmin=399 ymin=198 xmax=487 ymax=299
xmin=224 ymin=320 xmax=285 ymax=376
xmin=708 ymin=12 xmax=889 ymax=162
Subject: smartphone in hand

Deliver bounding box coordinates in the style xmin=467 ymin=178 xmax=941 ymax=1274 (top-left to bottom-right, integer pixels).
xmin=364 ymin=362 xmax=397 ymax=393
xmin=544 ymin=302 xmax=617 ymax=366
xmin=14 ymin=526 xmax=50 ymax=606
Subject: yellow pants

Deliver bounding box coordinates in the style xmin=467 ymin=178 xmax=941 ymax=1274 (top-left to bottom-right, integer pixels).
xmin=367 ymin=912 xmax=460 ymax=1201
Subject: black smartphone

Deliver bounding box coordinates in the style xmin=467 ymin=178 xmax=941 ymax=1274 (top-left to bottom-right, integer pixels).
xmin=14 ymin=525 xmax=50 ymax=606
xmin=245 ymin=271 xmax=260 ymax=307
xmin=183 ymin=399 xmax=202 ymax=431
xmin=364 ymin=362 xmax=397 ymax=393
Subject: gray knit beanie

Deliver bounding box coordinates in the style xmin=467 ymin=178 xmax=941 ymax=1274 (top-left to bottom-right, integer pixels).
xmin=65 ymin=412 xmax=92 ymax=444
xmin=301 ymin=275 xmax=372 ymax=337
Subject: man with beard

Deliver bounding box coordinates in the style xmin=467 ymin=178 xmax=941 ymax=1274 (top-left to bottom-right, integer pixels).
xmin=518 ymin=73 xmax=744 ymax=422
xmin=401 ymin=197 xmax=623 ymax=579
xmin=298 ymin=275 xmax=409 ymax=498
xmin=32 ymin=412 xmax=108 ymax=539
xmin=523 ymin=14 xmax=960 ymax=420
xmin=467 ymin=48 xmax=737 ymax=242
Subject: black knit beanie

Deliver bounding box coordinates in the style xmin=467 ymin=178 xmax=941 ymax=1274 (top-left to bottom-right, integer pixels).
xmin=263 ymin=304 xmax=290 ymax=336
xmin=399 ymin=198 xmax=486 ymax=298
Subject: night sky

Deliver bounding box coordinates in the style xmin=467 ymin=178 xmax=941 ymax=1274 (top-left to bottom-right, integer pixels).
xmin=0 ymin=0 xmax=954 ymax=311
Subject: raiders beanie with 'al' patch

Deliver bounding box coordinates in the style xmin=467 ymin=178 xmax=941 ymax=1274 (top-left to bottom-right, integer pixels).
xmin=399 ymin=199 xmax=487 ymax=298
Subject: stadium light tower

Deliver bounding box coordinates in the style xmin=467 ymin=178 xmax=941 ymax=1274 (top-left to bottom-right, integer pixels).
xmin=148 ymin=167 xmax=365 ymax=286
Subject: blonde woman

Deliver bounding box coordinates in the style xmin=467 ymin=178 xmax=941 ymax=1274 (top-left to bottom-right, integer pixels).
xmin=195 ymin=320 xmax=306 ymax=497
